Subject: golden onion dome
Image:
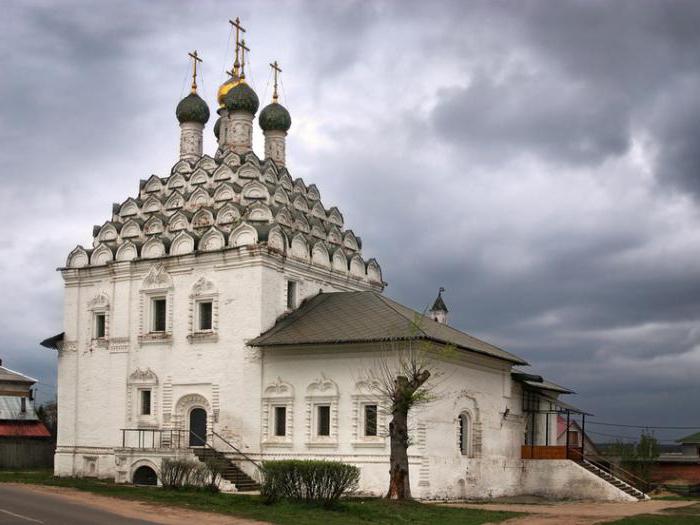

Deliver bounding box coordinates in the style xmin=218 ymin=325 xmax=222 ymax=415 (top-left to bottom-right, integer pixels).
xmin=217 ymin=76 xmax=244 ymax=107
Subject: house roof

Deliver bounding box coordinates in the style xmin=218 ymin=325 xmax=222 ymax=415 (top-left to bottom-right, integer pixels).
xmin=40 ymin=332 xmax=64 ymax=350
xmin=0 ymin=421 xmax=50 ymax=438
xmin=677 ymin=431 xmax=700 ymax=444
xmin=248 ymin=291 xmax=528 ymax=365
xmin=511 ymin=370 xmax=575 ymax=394
xmin=0 ymin=366 xmax=36 ymax=384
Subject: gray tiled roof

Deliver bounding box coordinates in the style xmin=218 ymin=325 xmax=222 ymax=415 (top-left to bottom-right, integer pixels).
xmin=248 ymin=291 xmax=528 ymax=365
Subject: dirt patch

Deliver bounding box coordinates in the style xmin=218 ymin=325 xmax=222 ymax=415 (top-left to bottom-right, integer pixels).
xmin=446 ymin=499 xmax=698 ymax=525
xmin=6 ymin=483 xmax=267 ymax=525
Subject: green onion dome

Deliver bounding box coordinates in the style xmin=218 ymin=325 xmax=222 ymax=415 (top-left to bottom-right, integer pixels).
xmin=214 ymin=117 xmax=221 ymax=139
xmin=223 ymin=81 xmax=259 ymax=114
xmin=259 ymin=102 xmax=291 ymax=132
xmin=176 ymin=93 xmax=210 ymax=124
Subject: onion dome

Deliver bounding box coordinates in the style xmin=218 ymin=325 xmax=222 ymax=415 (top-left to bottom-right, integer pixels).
xmin=259 ymin=102 xmax=292 ymax=132
xmin=214 ymin=117 xmax=221 ymax=139
xmin=223 ymin=81 xmax=259 ymax=114
xmin=217 ymin=77 xmax=238 ymax=108
xmin=176 ymin=93 xmax=210 ymax=124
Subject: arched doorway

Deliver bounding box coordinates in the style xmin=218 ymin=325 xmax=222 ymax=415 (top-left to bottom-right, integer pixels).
xmin=189 ymin=407 xmax=207 ymax=446
xmin=133 ymin=465 xmax=158 ymax=486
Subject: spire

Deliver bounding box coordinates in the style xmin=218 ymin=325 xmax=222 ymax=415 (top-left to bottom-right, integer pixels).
xmin=260 ymin=60 xmax=291 ymax=166
xmin=228 ymin=17 xmax=246 ymax=78
xmin=176 ymin=51 xmax=210 ymax=161
xmin=429 ymin=287 xmax=448 ymax=324
xmin=239 ymin=39 xmax=250 ymax=80
xmin=270 ymin=60 xmax=282 ymax=102
xmin=188 ymin=50 xmax=202 ymax=94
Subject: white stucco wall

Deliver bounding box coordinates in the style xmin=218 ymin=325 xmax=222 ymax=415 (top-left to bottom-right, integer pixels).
xmin=55 ymin=247 xmax=378 ymax=480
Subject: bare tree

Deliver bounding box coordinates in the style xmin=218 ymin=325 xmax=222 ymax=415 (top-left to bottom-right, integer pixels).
xmin=363 ymin=337 xmax=450 ymax=500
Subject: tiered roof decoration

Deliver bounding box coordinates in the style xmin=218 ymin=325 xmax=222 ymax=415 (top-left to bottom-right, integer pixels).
xmin=66 ymin=151 xmax=382 ymax=285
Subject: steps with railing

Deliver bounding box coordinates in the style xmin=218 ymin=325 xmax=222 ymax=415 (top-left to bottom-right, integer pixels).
xmin=566 ymin=448 xmax=649 ymax=501
xmin=192 ymin=447 xmax=260 ymax=492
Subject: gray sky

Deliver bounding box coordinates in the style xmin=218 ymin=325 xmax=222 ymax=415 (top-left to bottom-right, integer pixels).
xmin=2 ymin=0 xmax=700 ymax=443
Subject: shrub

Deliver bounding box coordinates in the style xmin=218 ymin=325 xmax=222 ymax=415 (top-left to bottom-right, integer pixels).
xmin=260 ymin=459 xmax=360 ymax=507
xmin=160 ymin=458 xmax=221 ymax=491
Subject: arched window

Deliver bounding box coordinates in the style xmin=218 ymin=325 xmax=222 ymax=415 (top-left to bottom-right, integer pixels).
xmin=458 ymin=413 xmax=471 ymax=456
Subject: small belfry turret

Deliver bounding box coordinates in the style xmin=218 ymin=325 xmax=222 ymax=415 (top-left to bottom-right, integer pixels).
xmin=175 ymin=50 xmax=210 ymax=161
xmin=429 ymin=287 xmax=448 ymax=325
xmin=217 ymin=18 xmax=259 ymax=155
xmin=259 ymin=61 xmax=291 ymax=166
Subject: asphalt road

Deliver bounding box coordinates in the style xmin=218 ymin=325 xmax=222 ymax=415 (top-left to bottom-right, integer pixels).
xmin=0 ymin=485 xmax=158 ymax=525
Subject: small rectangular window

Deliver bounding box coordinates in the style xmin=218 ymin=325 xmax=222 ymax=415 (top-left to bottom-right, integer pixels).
xmin=364 ymin=404 xmax=378 ymax=437
xmin=152 ymin=298 xmax=166 ymax=332
xmin=95 ymin=313 xmax=106 ymax=338
xmin=317 ymin=405 xmax=330 ymax=436
xmin=198 ymin=301 xmax=213 ymax=331
xmin=20 ymin=397 xmax=26 ymax=413
xmin=274 ymin=406 xmax=287 ymax=437
xmin=140 ymin=390 xmax=151 ymax=416
xmin=287 ymin=280 xmax=297 ymax=310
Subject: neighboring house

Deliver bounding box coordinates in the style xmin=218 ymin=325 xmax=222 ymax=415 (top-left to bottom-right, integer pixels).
xmin=39 ymin=23 xmax=641 ymax=502
xmin=556 ymin=415 xmax=601 ymax=459
xmin=0 ymin=360 xmax=52 ymax=468
xmin=652 ymin=432 xmax=700 ymax=484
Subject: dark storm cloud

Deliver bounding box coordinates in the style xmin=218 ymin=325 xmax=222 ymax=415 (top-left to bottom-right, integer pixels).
xmin=1 ymin=0 xmax=700 ymax=433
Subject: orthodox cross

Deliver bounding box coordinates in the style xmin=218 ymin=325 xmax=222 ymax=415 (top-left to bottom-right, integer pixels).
xmin=239 ymin=39 xmax=250 ymax=79
xmin=270 ymin=61 xmax=282 ymax=101
xmin=228 ymin=17 xmax=246 ymax=76
xmin=188 ymin=50 xmax=203 ymax=94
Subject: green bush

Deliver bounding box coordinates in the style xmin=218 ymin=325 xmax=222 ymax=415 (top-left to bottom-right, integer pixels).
xmin=260 ymin=459 xmax=360 ymax=507
xmin=161 ymin=458 xmax=221 ymax=491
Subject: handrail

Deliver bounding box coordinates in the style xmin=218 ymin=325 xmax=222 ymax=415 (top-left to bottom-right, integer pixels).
xmin=119 ymin=427 xmax=261 ymax=473
xmin=210 ymin=430 xmax=261 ymax=470
xmin=568 ymin=447 xmax=649 ymax=494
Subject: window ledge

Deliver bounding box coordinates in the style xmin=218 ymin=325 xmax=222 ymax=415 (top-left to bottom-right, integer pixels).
xmin=305 ymin=441 xmax=338 ymax=449
xmin=351 ymin=440 xmax=386 ymax=448
xmin=187 ymin=332 xmax=219 ymax=344
xmin=262 ymin=440 xmax=294 ymax=448
xmin=90 ymin=338 xmax=109 ymax=348
xmin=138 ymin=333 xmax=172 ymax=345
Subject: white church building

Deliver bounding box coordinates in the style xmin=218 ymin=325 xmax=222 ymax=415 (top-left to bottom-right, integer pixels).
xmin=41 ymin=24 xmax=646 ymax=501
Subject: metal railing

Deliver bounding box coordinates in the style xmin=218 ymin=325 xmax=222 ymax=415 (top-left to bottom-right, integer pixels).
xmin=567 ymin=447 xmax=650 ymax=495
xmin=120 ymin=428 xmax=194 ymax=449
xmin=119 ymin=428 xmax=261 ymax=474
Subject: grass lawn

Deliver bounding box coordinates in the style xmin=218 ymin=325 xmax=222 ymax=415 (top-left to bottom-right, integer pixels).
xmin=605 ymin=502 xmax=700 ymax=524
xmin=0 ymin=470 xmax=519 ymax=525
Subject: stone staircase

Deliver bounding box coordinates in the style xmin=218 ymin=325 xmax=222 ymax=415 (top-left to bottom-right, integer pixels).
xmin=192 ymin=447 xmax=260 ymax=492
xmin=579 ymin=459 xmax=648 ymax=500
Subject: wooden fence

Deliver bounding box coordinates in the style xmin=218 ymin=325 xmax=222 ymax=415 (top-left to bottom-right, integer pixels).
xmin=521 ymin=445 xmax=583 ymax=460
xmin=0 ymin=439 xmax=54 ymax=469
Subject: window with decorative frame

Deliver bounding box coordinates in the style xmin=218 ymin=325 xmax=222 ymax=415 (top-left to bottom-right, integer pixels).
xmin=351 ymin=380 xmax=386 ymax=448
xmin=305 ymin=374 xmax=339 ymax=448
xmin=188 ymin=277 xmax=219 ymax=343
xmin=127 ymin=368 xmax=158 ymax=426
xmin=138 ymin=265 xmax=173 ymax=344
xmin=87 ymin=292 xmax=110 ymax=348
xmin=262 ymin=377 xmax=294 ymax=447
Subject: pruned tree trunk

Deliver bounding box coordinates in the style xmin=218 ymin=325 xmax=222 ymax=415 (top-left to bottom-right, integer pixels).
xmin=386 ymin=371 xmax=430 ymax=500
xmin=387 ymin=409 xmax=411 ymax=499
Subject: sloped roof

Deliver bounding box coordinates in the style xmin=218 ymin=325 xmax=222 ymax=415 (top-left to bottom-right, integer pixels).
xmin=431 ymin=290 xmax=448 ymax=312
xmin=0 ymin=366 xmax=36 ymax=384
xmin=248 ymin=291 xmax=528 ymax=365
xmin=0 ymin=421 xmax=50 ymax=438
xmin=677 ymin=431 xmax=700 ymax=444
